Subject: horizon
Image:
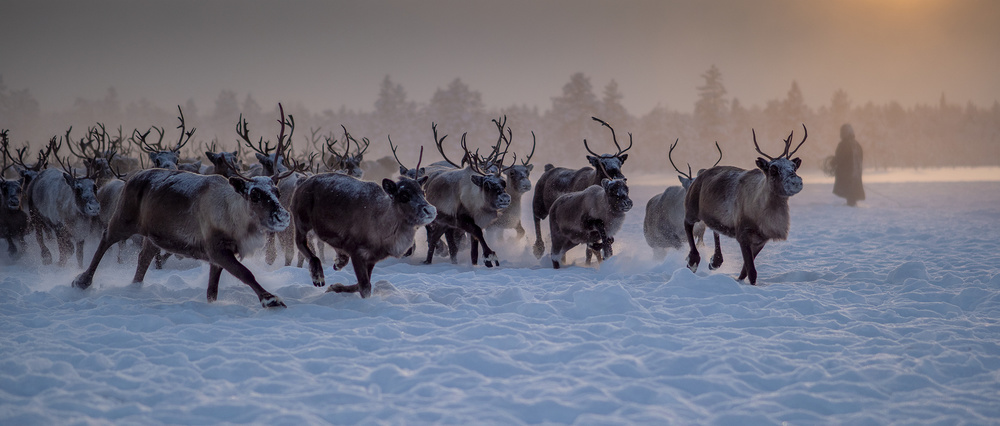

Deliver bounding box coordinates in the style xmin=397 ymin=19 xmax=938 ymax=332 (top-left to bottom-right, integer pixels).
xmin=2 ymin=0 xmax=998 ymax=115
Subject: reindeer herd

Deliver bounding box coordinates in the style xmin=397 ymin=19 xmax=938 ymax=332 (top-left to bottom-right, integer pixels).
xmin=0 ymin=104 xmax=808 ymax=308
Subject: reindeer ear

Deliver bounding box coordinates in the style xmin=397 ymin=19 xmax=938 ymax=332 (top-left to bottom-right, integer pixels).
xmin=601 ymin=178 xmax=612 ymax=190
xmin=418 ymin=175 xmax=429 ymax=186
xmin=382 ymin=178 xmax=398 ymax=196
xmin=619 ymin=154 xmax=628 ymax=164
xmin=229 ymin=177 xmax=248 ymax=194
xmin=471 ymin=175 xmax=486 ymax=187
xmin=677 ymin=176 xmax=689 ymax=186
xmin=255 ymin=153 xmax=267 ymax=162
xmin=792 ymin=158 xmax=802 ymax=170
xmin=417 ymin=167 xmax=426 ymax=177
xmin=147 ymin=152 xmax=157 ymax=161
xmin=587 ymin=156 xmax=600 ymax=168
xmin=62 ymin=172 xmax=74 ymax=185
xmin=756 ymin=158 xmax=769 ymax=172
xmin=525 ymin=164 xmax=534 ymax=173
xmin=206 ymin=152 xmax=218 ymax=162
xmin=399 ymin=165 xmax=409 ymax=175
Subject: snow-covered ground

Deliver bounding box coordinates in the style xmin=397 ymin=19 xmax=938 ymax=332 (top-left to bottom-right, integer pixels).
xmin=2 ymin=173 xmax=999 ymax=424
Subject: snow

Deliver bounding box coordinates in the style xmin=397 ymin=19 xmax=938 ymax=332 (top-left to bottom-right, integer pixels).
xmin=2 ymin=174 xmax=999 ymax=424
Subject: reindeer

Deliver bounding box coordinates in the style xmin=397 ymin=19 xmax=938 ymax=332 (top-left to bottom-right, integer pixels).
xmin=548 ymin=178 xmax=633 ymax=269
xmin=25 ymin=131 xmax=101 ymax=267
xmin=292 ymin=147 xmax=435 ymax=298
xmin=1 ymin=131 xmax=30 ymax=259
xmin=323 ymin=126 xmax=369 ymax=178
xmin=684 ymin=125 xmax=807 ymax=285
xmin=71 ymin=105 xmax=297 ymax=308
xmin=422 ymin=122 xmax=511 ymax=266
xmin=485 ymin=125 xmax=535 ymax=244
xmin=643 ymin=140 xmax=720 ymax=259
xmin=233 ymin=114 xmax=310 ymax=267
xmin=532 ymin=117 xmax=632 ymax=260
xmin=130 ymin=106 xmax=195 ymax=170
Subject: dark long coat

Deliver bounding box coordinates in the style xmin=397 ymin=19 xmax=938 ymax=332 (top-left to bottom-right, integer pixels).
xmin=832 ymin=136 xmax=865 ymax=202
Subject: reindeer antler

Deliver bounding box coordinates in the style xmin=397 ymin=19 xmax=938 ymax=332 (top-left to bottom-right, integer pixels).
xmin=668 ymin=139 xmax=692 ymax=181
xmin=591 ymin=117 xmax=632 ymax=157
xmin=432 ymin=122 xmax=463 ymax=169
xmin=173 ymin=105 xmax=196 ymax=152
xmin=753 ymin=124 xmax=807 ymax=160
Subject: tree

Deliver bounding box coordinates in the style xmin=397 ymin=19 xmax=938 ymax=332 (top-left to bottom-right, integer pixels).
xmin=601 ymin=79 xmax=629 ymax=128
xmin=782 ymin=80 xmax=808 ymax=125
xmin=427 ymin=78 xmax=486 ymax=143
xmin=549 ymin=72 xmax=600 ymax=147
xmin=694 ymin=65 xmax=728 ymax=143
xmin=373 ymin=75 xmax=416 ymax=140
xmin=830 ymin=89 xmax=851 ymax=124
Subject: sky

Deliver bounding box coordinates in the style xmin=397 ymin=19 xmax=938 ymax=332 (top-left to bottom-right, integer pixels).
xmin=2 ymin=0 xmax=998 ymax=115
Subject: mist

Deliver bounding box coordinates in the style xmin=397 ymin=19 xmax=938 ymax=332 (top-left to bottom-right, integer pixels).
xmin=1 ymin=0 xmax=998 ymax=172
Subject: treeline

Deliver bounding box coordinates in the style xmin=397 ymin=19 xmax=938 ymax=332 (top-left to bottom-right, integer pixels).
xmin=2 ymin=69 xmax=998 ymax=174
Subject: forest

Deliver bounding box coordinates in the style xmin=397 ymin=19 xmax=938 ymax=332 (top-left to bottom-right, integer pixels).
xmin=2 ymin=66 xmax=998 ymax=175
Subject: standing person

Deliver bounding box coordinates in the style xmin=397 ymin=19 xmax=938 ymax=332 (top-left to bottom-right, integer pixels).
xmin=832 ymin=123 xmax=865 ymax=206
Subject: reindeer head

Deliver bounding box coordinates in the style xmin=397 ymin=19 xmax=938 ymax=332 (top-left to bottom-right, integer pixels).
xmin=206 ymin=150 xmax=243 ymax=178
xmin=132 ymin=106 xmax=194 ymax=170
xmin=585 ymin=117 xmax=632 ymax=180
xmin=0 ymin=131 xmax=22 ymax=211
xmin=386 ymin=142 xmax=436 ymax=224
xmin=753 ymin=124 xmax=807 ymax=197
xmin=601 ymin=178 xmax=633 ymax=213
xmin=228 ymin=104 xmax=297 ymax=232
xmin=324 ymin=126 xmax=368 ymax=179
xmin=499 ymin=122 xmax=535 ymax=194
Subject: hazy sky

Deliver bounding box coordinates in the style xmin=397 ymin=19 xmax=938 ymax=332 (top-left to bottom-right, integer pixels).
xmin=2 ymin=0 xmax=998 ymax=115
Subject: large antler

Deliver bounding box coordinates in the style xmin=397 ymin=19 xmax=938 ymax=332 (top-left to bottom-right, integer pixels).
xmin=591 ymin=117 xmax=633 ymax=157
xmin=668 ymin=139 xmax=692 ymax=181
xmin=236 ymin=114 xmax=273 ymax=157
xmin=173 ymin=105 xmax=196 ymax=153
xmin=753 ymin=124 xmax=807 ymax=160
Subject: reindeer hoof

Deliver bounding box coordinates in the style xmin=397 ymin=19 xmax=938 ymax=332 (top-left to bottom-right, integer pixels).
xmin=532 ymin=243 xmax=545 ymax=259
xmin=484 ymin=253 xmax=499 ymax=268
xmin=552 ymin=260 xmax=560 ymax=269
xmin=71 ymin=274 xmax=91 ymax=290
xmin=260 ymin=295 xmax=286 ymax=308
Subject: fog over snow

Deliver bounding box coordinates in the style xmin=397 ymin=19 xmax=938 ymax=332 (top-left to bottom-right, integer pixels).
xmin=2 ymin=176 xmax=999 ymax=424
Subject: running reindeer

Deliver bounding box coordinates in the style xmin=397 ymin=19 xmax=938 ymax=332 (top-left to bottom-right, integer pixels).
xmin=72 ymin=105 xmax=297 ymax=308
xmin=684 ymin=125 xmax=807 ymax=285
xmin=643 ymin=139 xmax=720 ymax=259
xmin=422 ymin=122 xmax=512 ymax=267
xmin=532 ymin=117 xmax=632 ymax=261
xmin=292 ymin=145 xmax=436 ymax=298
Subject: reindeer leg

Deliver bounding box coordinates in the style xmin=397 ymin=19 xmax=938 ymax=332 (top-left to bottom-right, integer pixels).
xmin=132 ymin=238 xmax=159 ymax=284
xmin=279 ymin=229 xmax=295 ymax=267
xmin=684 ymin=220 xmax=701 ymax=272
xmin=332 ymin=249 xmax=350 ymax=270
xmin=328 ymin=255 xmax=373 ymax=298
xmin=211 ymin=246 xmax=285 ymax=308
xmin=33 ymin=215 xmax=52 ymax=265
xmin=55 ymin=226 xmax=72 ymax=268
xmin=72 ymin=233 xmax=118 ymax=290
xmin=423 ymin=224 xmax=445 ymax=264
xmin=457 ymin=215 xmax=497 ymax=267
xmin=206 ymin=264 xmax=223 ymax=302
xmin=515 ymin=221 xmax=526 ymax=242
xmin=532 ymin=216 xmax=545 ymax=259
xmin=295 ymin=223 xmax=324 ymax=287
xmin=75 ymin=239 xmax=86 ymax=269
xmin=264 ymin=232 xmax=277 ymax=265
xmin=444 ymin=228 xmax=459 ymax=264
xmin=709 ymin=231 xmax=724 ymax=270
xmin=469 ymin=231 xmax=480 ymax=266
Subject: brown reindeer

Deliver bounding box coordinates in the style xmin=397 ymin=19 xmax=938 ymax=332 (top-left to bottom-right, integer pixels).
xmin=643 ymin=139 xmax=720 ymax=259
xmin=684 ymin=125 xmax=807 ymax=285
xmin=71 ymin=105 xmax=297 ymax=308
xmin=422 ymin=122 xmax=512 ymax=267
xmin=548 ymin=178 xmax=633 ymax=269
xmin=291 ymin=148 xmax=435 ymax=298
xmin=532 ymin=117 xmax=632 ymax=259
